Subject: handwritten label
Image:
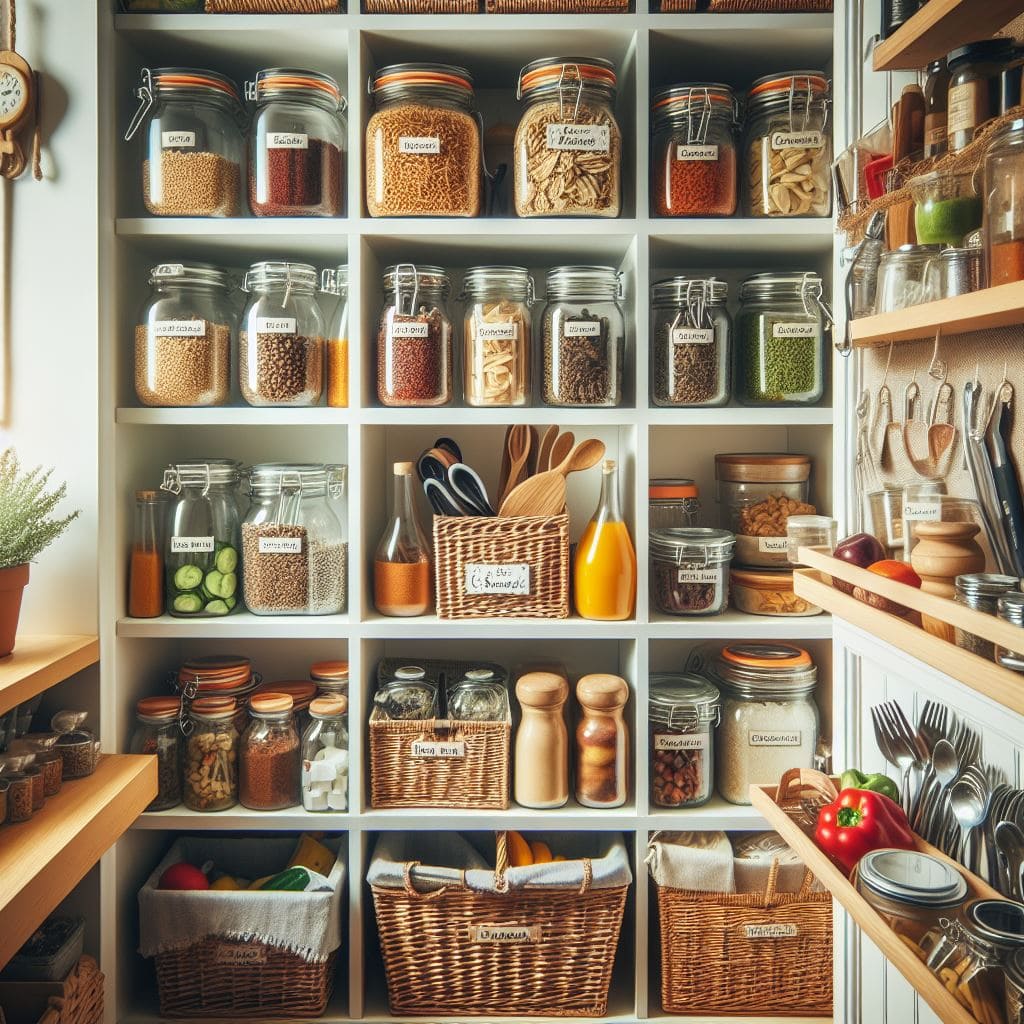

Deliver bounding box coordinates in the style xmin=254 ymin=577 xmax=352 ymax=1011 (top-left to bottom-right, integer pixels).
xmin=676 ymin=144 xmax=718 ymax=161
xmin=256 ymin=317 xmax=297 ymax=335
xmin=672 ymin=327 xmax=714 ymax=345
xmin=392 ymin=322 xmax=430 ymax=338
xmin=411 ymin=740 xmax=466 ymax=758
xmin=772 ymin=322 xmax=817 ymax=339
xmin=171 ymin=536 xmax=214 ymax=554
xmin=744 ymin=923 xmax=799 ymax=939
xmin=654 ymin=733 xmax=706 ymax=752
xmin=161 ymin=131 xmax=196 ymax=149
xmin=215 ymin=944 xmax=267 ymax=966
xmin=903 ymin=502 xmax=940 ymax=521
xmin=464 ymin=563 xmax=530 ymax=596
xmin=258 ymin=536 xmax=303 ymax=555
xmin=268 ymin=132 xmax=308 ymax=149
xmin=399 ymin=135 xmax=441 ymax=154
xmin=153 ymin=319 xmax=206 ymax=337
xmin=153 ymin=264 xmax=184 ymax=278
xmin=563 ymin=321 xmax=600 ymax=338
xmin=546 ymin=123 xmax=609 ymax=151
xmin=749 ymin=731 xmax=802 ymax=747
xmin=678 ymin=567 xmax=719 ymax=584
xmin=758 ymin=537 xmax=789 ymax=554
xmin=469 ymin=924 xmax=541 ymax=943
xmin=771 ymin=130 xmax=824 ymax=150
xmin=477 ymin=322 xmax=518 ymax=341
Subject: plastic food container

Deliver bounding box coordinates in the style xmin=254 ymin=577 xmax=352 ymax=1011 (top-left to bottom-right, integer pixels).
xmin=649 ymin=478 xmax=701 ymax=530
xmin=2 ymin=916 xmax=86 ymax=982
xmin=650 ymin=528 xmax=734 ymax=617
xmin=909 ymin=169 xmax=982 ymax=246
xmin=730 ymin=567 xmax=823 ymax=617
xmin=786 ymin=514 xmax=837 ymax=564
xmin=649 ymin=672 xmax=720 ymax=808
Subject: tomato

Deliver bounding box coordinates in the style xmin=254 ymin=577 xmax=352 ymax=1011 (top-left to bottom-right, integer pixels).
xmin=866 ymin=560 xmax=922 ymax=588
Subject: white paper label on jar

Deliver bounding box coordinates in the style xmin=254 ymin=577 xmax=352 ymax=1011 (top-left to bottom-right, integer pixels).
xmin=749 ymin=730 xmax=802 ymax=747
xmin=268 ymin=132 xmax=308 ymax=149
xmin=546 ymin=123 xmax=610 ymax=151
xmin=903 ymin=502 xmax=941 ymax=521
xmin=477 ymin=322 xmax=518 ymax=341
xmin=678 ymin=567 xmax=720 ymax=583
xmin=171 ymin=536 xmax=215 ymax=554
xmin=758 ymin=537 xmax=789 ymax=553
xmin=258 ymin=536 xmax=303 ymax=555
xmin=672 ymin=327 xmax=714 ymax=345
xmin=770 ymin=130 xmax=824 ymax=150
xmin=161 ymin=131 xmax=196 ymax=149
xmin=772 ymin=322 xmax=817 ymax=339
xmin=392 ymin=322 xmax=431 ymax=338
xmin=152 ymin=319 xmax=207 ymax=337
xmin=256 ymin=317 xmax=297 ymax=334
xmin=744 ymin=923 xmax=799 ymax=938
xmin=411 ymin=739 xmax=466 ymax=758
xmin=563 ymin=321 xmax=601 ymax=338
xmin=654 ymin=733 xmax=706 ymax=752
xmin=676 ymin=144 xmax=719 ymax=161
xmin=398 ymin=135 xmax=441 ymax=155
xmin=469 ymin=924 xmax=541 ymax=943
xmin=464 ymin=563 xmax=530 ymax=595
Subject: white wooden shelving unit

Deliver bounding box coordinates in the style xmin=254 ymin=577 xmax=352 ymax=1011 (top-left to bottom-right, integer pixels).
xmin=98 ymin=6 xmax=844 ymax=1022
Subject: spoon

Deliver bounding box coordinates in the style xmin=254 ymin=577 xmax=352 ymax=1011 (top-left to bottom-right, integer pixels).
xmin=535 ymin=425 xmax=557 ymax=476
xmin=549 ymin=438 xmax=606 ymax=478
xmin=548 ymin=431 xmax=575 ymax=473
xmin=499 ymin=424 xmax=532 ymax=506
xmin=995 ymin=820 xmax=1024 ymax=899
xmin=950 ymin=776 xmax=988 ymax=872
xmin=498 ymin=472 xmax=567 ymax=518
xmin=916 ymin=738 xmax=958 ymax=841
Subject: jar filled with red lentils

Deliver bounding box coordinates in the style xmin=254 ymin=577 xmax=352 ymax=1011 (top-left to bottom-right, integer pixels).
xmin=652 ymin=84 xmax=738 ymax=217
xmin=649 ymin=673 xmax=719 ymax=808
xmin=240 ymin=692 xmax=301 ymax=811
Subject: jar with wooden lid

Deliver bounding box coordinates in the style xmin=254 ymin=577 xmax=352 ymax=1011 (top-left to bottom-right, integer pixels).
xmin=649 ymin=672 xmax=720 ymax=808
xmin=514 ymin=671 xmax=569 ymax=809
xmin=310 ymin=660 xmax=349 ymax=697
xmin=129 ymin=696 xmax=183 ymax=811
xmin=575 ymin=673 xmax=628 ymax=808
xmin=183 ymin=696 xmax=239 ymax=812
xmin=301 ymin=695 xmax=349 ymax=812
xmin=240 ymin=692 xmax=301 ymax=811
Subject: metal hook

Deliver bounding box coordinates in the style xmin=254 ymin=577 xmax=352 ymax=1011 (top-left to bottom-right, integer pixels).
xmin=927 ymin=326 xmax=946 ymax=381
xmin=882 ymin=341 xmax=894 ymax=387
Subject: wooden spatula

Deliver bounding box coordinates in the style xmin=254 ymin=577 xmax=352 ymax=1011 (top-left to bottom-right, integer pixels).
xmin=499 ymin=471 xmax=567 ymax=518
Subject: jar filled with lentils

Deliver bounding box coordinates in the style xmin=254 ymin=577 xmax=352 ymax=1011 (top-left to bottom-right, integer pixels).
xmin=240 ymin=692 xmax=301 ymax=811
xmin=541 ymin=265 xmax=624 ymax=406
xmin=129 ymin=696 xmax=183 ymax=811
xmin=134 ymin=262 xmax=233 ymax=408
xmin=183 ymin=695 xmax=239 ymax=812
xmin=651 ymin=276 xmax=730 ymax=407
xmin=515 ymin=57 xmax=621 ymax=218
xmin=366 ymin=63 xmax=481 ymax=218
xmin=248 ymin=68 xmax=345 ymax=218
xmin=240 ymin=261 xmax=325 ymax=407
xmin=377 ymin=264 xmax=452 ymax=407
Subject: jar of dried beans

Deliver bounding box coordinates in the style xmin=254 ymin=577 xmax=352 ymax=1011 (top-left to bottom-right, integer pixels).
xmin=515 ymin=57 xmax=621 ymax=218
xmin=248 ymin=68 xmax=345 ymax=217
xmin=745 ymin=71 xmax=831 ymax=218
xmin=541 ymin=265 xmax=624 ymax=407
xmin=575 ymin=673 xmax=628 ymax=809
xmin=240 ymin=692 xmax=301 ymax=810
xmin=124 ymin=67 xmax=245 ymax=217
xmin=129 ymin=696 xmax=183 ymax=811
xmin=321 ymin=265 xmax=349 ymax=407
xmin=301 ymin=695 xmax=349 ymax=812
xmin=376 ymin=264 xmax=452 ymax=407
xmin=240 ymin=261 xmax=325 ymax=406
xmin=650 ymin=527 xmax=735 ymax=617
xmin=183 ymin=696 xmax=239 ymax=812
xmin=135 ymin=262 xmax=233 ymax=407
xmin=649 ymin=673 xmax=720 ymax=809
xmin=366 ymin=63 xmax=482 ymax=218
xmin=652 ymin=83 xmax=738 ymax=217
xmin=242 ymin=463 xmax=347 ymax=616
xmin=651 ymin=276 xmax=730 ymax=407
xmin=462 ymin=265 xmax=533 ymax=407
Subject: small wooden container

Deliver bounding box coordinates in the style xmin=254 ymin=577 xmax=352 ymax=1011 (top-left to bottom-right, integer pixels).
xmin=911 ymin=522 xmax=985 ymax=642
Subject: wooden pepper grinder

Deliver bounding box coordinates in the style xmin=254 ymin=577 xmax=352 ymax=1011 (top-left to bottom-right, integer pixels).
xmin=910 ymin=521 xmax=985 ymax=642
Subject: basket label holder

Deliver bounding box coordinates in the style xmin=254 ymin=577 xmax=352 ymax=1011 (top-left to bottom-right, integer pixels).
xmin=464 ymin=563 xmax=531 ymax=595
xmin=469 ymin=924 xmax=541 ymax=943
xmin=742 ymin=923 xmax=799 ymax=938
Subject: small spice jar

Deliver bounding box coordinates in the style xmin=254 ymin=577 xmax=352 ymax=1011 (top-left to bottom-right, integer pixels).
xmin=650 ymin=528 xmax=734 ymax=617
xmin=954 ymin=574 xmax=1019 ymax=660
xmin=52 ymin=710 xmax=100 ymax=780
xmin=240 ymin=262 xmax=326 ymax=407
xmin=651 ymin=276 xmax=730 ymax=407
xmin=649 ymin=673 xmax=720 ymax=809
xmin=3 ymin=771 xmax=34 ymax=823
xmin=240 ymin=692 xmax=301 ymax=811
xmin=301 ymin=695 xmax=349 ymax=812
xmin=786 ymin=513 xmax=837 ymax=564
xmin=448 ymin=669 xmax=509 ymax=722
xmin=248 ymin=67 xmax=345 ymax=217
xmin=34 ymin=750 xmax=63 ymax=798
xmin=310 ymin=660 xmax=349 ymax=697
xmin=134 ymin=262 xmax=233 ymax=408
xmin=575 ymin=673 xmax=628 ymax=809
xmin=995 ymin=592 xmax=1024 ymax=673
xmin=649 ymin=479 xmax=701 ymax=530
xmin=183 ymin=696 xmax=239 ymax=812
xmin=129 ymin=696 xmax=183 ymax=811
xmin=984 ymin=118 xmax=1024 ymax=286
xmin=374 ymin=666 xmax=438 ymax=720
xmin=377 ymin=264 xmax=453 ymax=407
xmin=652 ymin=83 xmax=738 ymax=217
xmin=541 ymin=265 xmax=624 ymax=407
xmin=321 ymin=265 xmax=349 ymax=408
xmin=947 ymin=40 xmax=1016 ymax=152
xmin=730 ymin=567 xmax=822 ymax=617
xmin=24 ymin=763 xmax=44 ymax=811
xmin=514 ymin=671 xmax=569 ymax=809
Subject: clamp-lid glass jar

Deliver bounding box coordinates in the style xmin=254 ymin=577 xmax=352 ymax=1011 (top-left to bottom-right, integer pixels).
xmin=124 ymin=67 xmax=244 ymax=217
xmin=240 ymin=692 xmax=301 ymax=811
xmin=129 ymin=696 xmax=183 ymax=811
xmin=541 ymin=265 xmax=624 ymax=407
xmin=240 ymin=261 xmax=326 ymax=407
xmin=321 ymin=265 xmax=349 ymax=408
xmin=301 ymin=695 xmax=349 ymax=812
xmin=984 ymin=118 xmax=1024 ymax=286
xmin=134 ymin=262 xmax=233 ymax=408
xmin=248 ymin=67 xmax=345 ymax=217
xmin=996 ymin=592 xmax=1024 ymax=672
xmin=650 ymin=527 xmax=734 ymax=617
xmin=651 ymin=276 xmax=730 ymax=407
xmin=649 ymin=672 xmax=720 ymax=808
xmin=366 ymin=63 xmax=481 ymax=218
xmin=652 ymin=83 xmax=738 ymax=217
xmin=649 ymin=478 xmax=701 ymax=530
xmin=514 ymin=57 xmax=621 ymax=218
xmin=183 ymin=695 xmax=239 ymax=812
xmin=947 ymin=39 xmax=1016 ymax=153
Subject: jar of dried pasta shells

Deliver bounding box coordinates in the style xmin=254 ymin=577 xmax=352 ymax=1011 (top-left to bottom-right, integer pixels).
xmin=745 ymin=71 xmax=831 ymax=218
xmin=514 ymin=57 xmax=622 ymax=218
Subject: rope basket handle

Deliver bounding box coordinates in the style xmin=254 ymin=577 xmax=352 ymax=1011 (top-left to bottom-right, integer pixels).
xmin=494 ymin=832 xmax=594 ymax=895
xmin=760 ymin=857 xmax=818 ymax=907
xmin=401 ymin=860 xmax=462 ymax=900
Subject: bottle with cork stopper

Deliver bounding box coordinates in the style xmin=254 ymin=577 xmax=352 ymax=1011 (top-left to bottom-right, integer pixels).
xmin=575 ymin=673 xmax=629 ymax=808
xmin=514 ymin=671 xmax=569 ymax=809
xmin=373 ymin=461 xmax=431 ymax=617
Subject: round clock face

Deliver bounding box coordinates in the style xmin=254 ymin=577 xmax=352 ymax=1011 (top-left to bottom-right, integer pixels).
xmin=0 ymin=66 xmax=28 ymax=125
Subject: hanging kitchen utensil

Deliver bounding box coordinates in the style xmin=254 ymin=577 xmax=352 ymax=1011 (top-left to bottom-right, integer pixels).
xmin=903 ymin=373 xmax=933 ymax=477
xmin=986 ymin=372 xmax=1024 ymax=577
xmin=448 ymin=463 xmax=496 ymax=517
xmin=927 ymin=371 xmax=957 ymax=481
xmin=873 ymin=343 xmax=897 ymax=475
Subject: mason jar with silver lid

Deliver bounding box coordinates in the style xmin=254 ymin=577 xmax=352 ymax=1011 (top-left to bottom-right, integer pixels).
xmin=954 ymin=574 xmax=1020 ymax=660
xmin=447 ymin=668 xmax=508 ymax=722
xmin=996 ymin=592 xmax=1024 ymax=672
xmin=649 ymin=672 xmax=720 ymax=808
xmin=650 ymin=527 xmax=735 ymax=617
xmin=374 ymin=666 xmax=438 ymax=720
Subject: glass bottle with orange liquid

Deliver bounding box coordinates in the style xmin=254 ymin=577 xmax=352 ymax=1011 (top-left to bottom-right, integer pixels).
xmin=574 ymin=459 xmax=636 ymax=620
xmin=129 ymin=489 xmax=164 ymax=618
xmin=373 ymin=462 xmax=431 ymax=616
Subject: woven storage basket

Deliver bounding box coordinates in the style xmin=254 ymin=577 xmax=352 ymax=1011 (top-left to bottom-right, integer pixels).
xmin=0 ymin=956 xmax=103 ymax=1024
xmin=657 ymin=0 xmax=697 ymax=8
xmin=656 ymin=859 xmax=832 ymax=1016
xmin=707 ymin=0 xmax=833 ymax=8
xmin=371 ymin=831 xmax=629 ymax=1017
xmin=205 ymin=0 xmax=341 ymax=8
xmin=364 ymin=0 xmax=476 ymax=11
xmin=434 ymin=513 xmax=569 ymax=619
xmin=485 ymin=0 xmax=626 ymax=10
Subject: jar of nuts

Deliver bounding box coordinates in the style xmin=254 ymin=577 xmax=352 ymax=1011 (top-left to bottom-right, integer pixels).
xmin=575 ymin=673 xmax=629 ymax=809
xmin=183 ymin=695 xmax=239 ymax=812
xmin=744 ymin=71 xmax=831 ymax=218
xmin=649 ymin=673 xmax=720 ymax=809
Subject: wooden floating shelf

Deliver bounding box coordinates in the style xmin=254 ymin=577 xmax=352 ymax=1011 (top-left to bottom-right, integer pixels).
xmin=0 ymin=635 xmax=99 ymax=717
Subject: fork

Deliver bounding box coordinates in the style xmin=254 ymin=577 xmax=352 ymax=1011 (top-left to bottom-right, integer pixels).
xmin=872 ymin=703 xmax=919 ymax=813
xmin=879 ymin=701 xmax=925 ymax=812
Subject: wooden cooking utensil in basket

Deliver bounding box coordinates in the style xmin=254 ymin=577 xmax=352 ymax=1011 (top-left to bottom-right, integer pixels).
xmin=498 ymin=423 xmax=532 ymax=507
xmin=499 ymin=438 xmax=606 ymax=517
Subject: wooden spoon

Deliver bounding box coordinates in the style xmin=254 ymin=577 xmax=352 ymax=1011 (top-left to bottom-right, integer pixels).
xmin=548 ymin=431 xmax=575 ymax=473
xmin=499 ymin=471 xmax=567 ymax=518
xmin=535 ymin=425 xmax=557 ymax=477
xmin=499 ymin=424 xmax=532 ymax=506
xmin=550 ymin=437 xmax=606 ymax=478
xmin=496 ymin=425 xmax=515 ymax=504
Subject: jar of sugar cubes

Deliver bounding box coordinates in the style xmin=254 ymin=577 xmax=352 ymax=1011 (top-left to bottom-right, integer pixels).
xmin=300 ymin=695 xmax=349 ymax=812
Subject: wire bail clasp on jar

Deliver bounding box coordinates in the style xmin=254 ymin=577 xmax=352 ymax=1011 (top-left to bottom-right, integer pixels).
xmin=393 ymin=263 xmax=421 ymax=317
xmin=178 ymin=677 xmax=198 ymax=736
xmin=124 ymin=67 xmax=154 ymax=142
xmin=800 ymin=271 xmax=834 ymax=344
xmin=327 ymin=464 xmax=347 ymax=502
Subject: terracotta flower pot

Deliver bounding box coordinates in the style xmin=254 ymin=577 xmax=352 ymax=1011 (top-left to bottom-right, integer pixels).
xmin=0 ymin=563 xmax=29 ymax=657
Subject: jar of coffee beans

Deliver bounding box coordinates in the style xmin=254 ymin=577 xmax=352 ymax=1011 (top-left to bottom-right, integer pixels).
xmin=540 ymin=265 xmax=624 ymax=407
xmin=183 ymin=696 xmax=239 ymax=812
xmin=130 ymin=696 xmax=183 ymax=811
xmin=240 ymin=692 xmax=301 ymax=811
xmin=649 ymin=673 xmax=720 ymax=809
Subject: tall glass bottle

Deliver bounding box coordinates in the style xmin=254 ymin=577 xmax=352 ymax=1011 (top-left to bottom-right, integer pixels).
xmin=373 ymin=461 xmax=431 ymax=617
xmin=129 ymin=489 xmax=164 ymax=618
xmin=574 ymin=459 xmax=637 ymax=621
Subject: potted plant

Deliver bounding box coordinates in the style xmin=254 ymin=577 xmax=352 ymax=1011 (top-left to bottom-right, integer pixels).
xmin=0 ymin=448 xmax=79 ymax=656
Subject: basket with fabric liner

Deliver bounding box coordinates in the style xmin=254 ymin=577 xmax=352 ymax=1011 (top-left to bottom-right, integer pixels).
xmin=364 ymin=0 xmax=476 ymax=11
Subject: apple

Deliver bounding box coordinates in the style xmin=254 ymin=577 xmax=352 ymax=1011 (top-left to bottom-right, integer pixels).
xmin=832 ymin=533 xmax=887 ymax=594
xmin=159 ymin=862 xmax=210 ymax=891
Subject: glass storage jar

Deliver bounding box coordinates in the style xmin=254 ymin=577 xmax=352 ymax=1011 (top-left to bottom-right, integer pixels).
xmin=874 ymin=244 xmax=943 ymax=312
xmin=954 ymin=573 xmax=1019 ymax=660
xmin=575 ymin=673 xmax=628 ymax=809
xmin=541 ymin=265 xmax=624 ymax=406
xmin=248 ymin=67 xmax=345 ymax=217
xmin=786 ymin=513 xmax=837 ymax=564
xmin=947 ymin=39 xmax=1016 ymax=152
xmin=984 ymin=118 xmax=1024 ymax=286
xmin=730 ymin=567 xmax=822 ymax=617
xmin=366 ymin=63 xmax=481 ymax=218
xmin=461 ymin=265 xmax=533 ymax=407
xmin=649 ymin=479 xmax=701 ymax=530
xmin=448 ymin=669 xmax=508 ymax=721
xmin=744 ymin=71 xmax=830 ymax=218
xmin=240 ymin=692 xmax=300 ymax=810
xmin=242 ymin=463 xmax=346 ymax=615
xmin=301 ymin=695 xmax=349 ymax=812
xmin=160 ymin=459 xmax=242 ymax=617
xmin=134 ymin=262 xmax=233 ymax=407
xmin=183 ymin=695 xmax=239 ymax=812
xmin=649 ymin=672 xmax=720 ymax=808
xmin=377 ymin=264 xmax=453 ymax=407
xmin=652 ymin=83 xmax=738 ymax=217
xmin=3 ymin=771 xmax=33 ymax=823
xmin=124 ymin=67 xmax=244 ymax=217
xmin=996 ymin=592 xmax=1024 ymax=672
xmin=735 ymin=272 xmax=827 ymax=405
xmin=129 ymin=696 xmax=183 ymax=811
xmin=321 ymin=265 xmax=349 ymax=407
xmin=651 ymin=276 xmax=730 ymax=407
xmin=514 ymin=57 xmax=621 ymax=218
xmin=240 ymin=261 xmax=325 ymax=407
xmin=373 ymin=666 xmax=438 ymax=720
xmin=310 ymin=660 xmax=349 ymax=697
xmin=650 ymin=527 xmax=734 ymax=617
xmin=52 ymin=711 xmax=100 ymax=779
xmin=924 ymin=58 xmax=951 ymax=159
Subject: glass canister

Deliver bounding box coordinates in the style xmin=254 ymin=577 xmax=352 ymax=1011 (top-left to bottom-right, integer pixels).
xmin=240 ymin=692 xmax=301 ymax=811
xmin=649 ymin=479 xmax=701 ymax=530
xmin=325 ymin=463 xmax=349 ymax=613
xmin=996 ymin=592 xmax=1024 ymax=672
xmin=248 ymin=67 xmax=345 ymax=217
xmin=377 ymin=264 xmax=452 ymax=407
xmin=373 ymin=666 xmax=438 ymax=720
xmin=947 ymin=39 xmax=1016 ymax=152
xmin=575 ymin=673 xmax=628 ymax=809
xmin=448 ymin=669 xmax=509 ymax=721
xmin=160 ymin=459 xmax=242 ymax=617
xmin=242 ymin=463 xmax=346 ymax=615
xmin=310 ymin=660 xmax=349 ymax=697
xmin=954 ymin=573 xmax=1019 ymax=660
xmin=735 ymin=272 xmax=827 ymax=406
xmin=321 ymin=265 xmax=349 ymax=408
xmin=786 ymin=514 xmax=837 ymax=563
xmin=652 ymin=83 xmax=738 ymax=217
xmin=650 ymin=527 xmax=735 ymax=617
xmin=129 ymin=696 xmax=183 ymax=811
xmin=984 ymin=118 xmax=1024 ymax=286
xmin=461 ymin=265 xmax=533 ymax=407
xmin=301 ymin=695 xmax=349 ymax=812
xmin=651 ymin=276 xmax=730 ymax=407
xmin=874 ymin=245 xmax=943 ymax=312
xmin=183 ymin=695 xmax=239 ymax=812
xmin=730 ymin=567 xmax=823 ymax=617
xmin=514 ymin=57 xmax=621 ymax=218
xmin=124 ymin=67 xmax=245 ymax=217
xmin=649 ymin=672 xmax=720 ymax=809
xmin=541 ymin=265 xmax=624 ymax=406
xmin=240 ymin=261 xmax=325 ymax=407
xmin=134 ymin=262 xmax=233 ymax=407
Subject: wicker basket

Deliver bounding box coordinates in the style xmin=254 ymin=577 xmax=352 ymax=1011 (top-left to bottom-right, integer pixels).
xmin=0 ymin=956 xmax=103 ymax=1024
xmin=205 ymin=0 xmax=341 ymax=8
xmin=364 ymin=0 xmax=476 ymax=10
xmin=707 ymin=0 xmax=832 ymax=8
xmin=657 ymin=0 xmax=697 ymax=8
xmin=656 ymin=859 xmax=832 ymax=1016
xmin=486 ymin=0 xmax=626 ymax=9
xmin=433 ymin=513 xmax=569 ymax=619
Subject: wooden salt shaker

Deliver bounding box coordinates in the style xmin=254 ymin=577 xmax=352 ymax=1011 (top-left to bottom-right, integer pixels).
xmin=910 ymin=521 xmax=985 ymax=642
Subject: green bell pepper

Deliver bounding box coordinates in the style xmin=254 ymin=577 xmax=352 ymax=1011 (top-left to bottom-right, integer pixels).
xmin=840 ymin=768 xmax=900 ymax=803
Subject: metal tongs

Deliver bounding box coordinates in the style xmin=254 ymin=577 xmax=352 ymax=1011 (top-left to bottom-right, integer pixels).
xmin=986 ymin=373 xmax=1024 ymax=578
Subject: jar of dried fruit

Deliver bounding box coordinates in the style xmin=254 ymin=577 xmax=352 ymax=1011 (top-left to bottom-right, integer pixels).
xmin=377 ymin=264 xmax=453 ymax=407
xmin=650 ymin=527 xmax=735 ymax=617
xmin=461 ymin=265 xmax=533 ymax=407
xmin=514 ymin=57 xmax=621 ymax=218
xmin=575 ymin=673 xmax=629 ymax=809
xmin=129 ymin=696 xmax=183 ymax=811
xmin=248 ymin=68 xmax=345 ymax=217
xmin=652 ymin=83 xmax=738 ymax=217
xmin=183 ymin=696 xmax=239 ymax=812
xmin=744 ymin=71 xmax=831 ymax=218
xmin=240 ymin=692 xmax=301 ymax=811
xmin=366 ymin=63 xmax=482 ymax=218
xmin=124 ymin=67 xmax=245 ymax=217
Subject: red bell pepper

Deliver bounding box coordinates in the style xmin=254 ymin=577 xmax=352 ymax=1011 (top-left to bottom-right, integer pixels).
xmin=815 ymin=787 xmax=916 ymax=874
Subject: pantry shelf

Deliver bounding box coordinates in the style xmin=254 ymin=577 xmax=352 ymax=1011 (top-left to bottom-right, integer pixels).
xmin=116 ymin=612 xmax=349 ymax=639
xmin=134 ymin=804 xmax=352 ymax=831
xmin=647 ymin=609 xmax=833 ymax=640
xmin=359 ymin=613 xmax=639 ymax=640
xmin=0 ymin=634 xmax=99 ymax=717
xmin=116 ymin=407 xmax=351 ymax=426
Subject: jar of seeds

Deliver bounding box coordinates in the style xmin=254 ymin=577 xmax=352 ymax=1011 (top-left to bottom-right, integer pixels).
xmin=541 ymin=265 xmax=624 ymax=406
xmin=130 ymin=696 xmax=183 ymax=811
xmin=240 ymin=692 xmax=301 ymax=811
xmin=183 ymin=696 xmax=239 ymax=812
